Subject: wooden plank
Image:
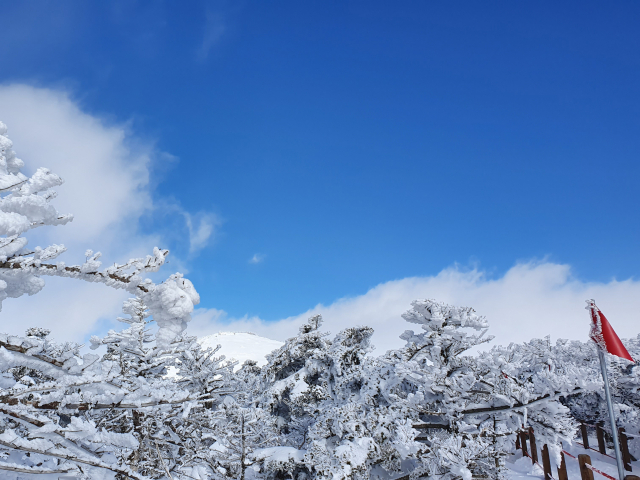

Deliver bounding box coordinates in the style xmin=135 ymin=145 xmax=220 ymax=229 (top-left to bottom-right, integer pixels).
xmin=542 ymin=444 xmax=553 ymax=480
xmin=581 ymin=424 xmax=590 ymax=450
xmin=578 ymin=454 xmax=594 ymax=480
xmin=619 ymin=427 xmax=632 ymax=472
xmin=529 ymin=427 xmax=539 ymax=464
xmin=520 ymin=431 xmax=529 ymax=458
xmin=557 ymin=451 xmax=569 ymax=480
xmin=596 ymin=423 xmax=606 ymax=455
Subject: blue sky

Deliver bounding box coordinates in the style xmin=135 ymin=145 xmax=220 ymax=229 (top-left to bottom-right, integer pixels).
xmin=1 ymin=2 xmax=639 ymax=344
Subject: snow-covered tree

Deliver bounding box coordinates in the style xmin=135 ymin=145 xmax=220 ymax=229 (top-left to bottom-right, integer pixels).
xmin=255 ymin=315 xmax=426 ymax=480
xmin=0 ymin=121 xmax=200 ymax=348
xmin=206 ymin=397 xmax=280 ymax=480
xmin=0 ymin=120 xmax=212 ymax=478
xmin=0 ymin=295 xmax=235 ymax=478
xmin=394 ymin=299 xmax=593 ymax=480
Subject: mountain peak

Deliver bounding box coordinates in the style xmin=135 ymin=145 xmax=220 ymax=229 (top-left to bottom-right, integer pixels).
xmin=198 ymin=331 xmax=283 ymax=367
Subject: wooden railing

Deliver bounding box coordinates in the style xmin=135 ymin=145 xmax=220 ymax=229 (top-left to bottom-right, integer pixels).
xmin=576 ymin=422 xmax=634 ymax=472
xmin=517 ymin=425 xmax=637 ymax=480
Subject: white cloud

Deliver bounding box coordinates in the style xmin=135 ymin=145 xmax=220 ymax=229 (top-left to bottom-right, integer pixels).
xmin=188 ymin=261 xmax=640 ymax=355
xmin=0 ymin=84 xmax=215 ymax=342
xmin=249 ymin=253 xmax=265 ymax=264
xmin=0 ymin=85 xmax=152 ymax=249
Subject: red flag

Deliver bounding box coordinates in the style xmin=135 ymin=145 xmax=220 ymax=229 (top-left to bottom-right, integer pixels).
xmin=586 ymin=300 xmax=634 ymax=362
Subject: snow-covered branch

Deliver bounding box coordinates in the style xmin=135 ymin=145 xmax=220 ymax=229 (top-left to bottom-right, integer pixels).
xmin=0 ymin=247 xmax=169 ymax=294
xmin=461 ymin=388 xmax=585 ymax=416
xmin=0 ymin=460 xmax=76 ymax=475
xmin=0 ymin=436 xmax=146 ymax=479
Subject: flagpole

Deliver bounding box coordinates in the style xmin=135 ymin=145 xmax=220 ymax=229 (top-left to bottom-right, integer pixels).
xmin=597 ymin=348 xmax=626 ymax=480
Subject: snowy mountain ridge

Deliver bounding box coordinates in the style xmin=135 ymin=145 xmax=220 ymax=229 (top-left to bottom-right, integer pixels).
xmin=198 ymin=331 xmax=283 ymax=368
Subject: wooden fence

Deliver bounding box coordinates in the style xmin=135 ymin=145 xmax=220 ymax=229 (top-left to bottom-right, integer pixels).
xmin=517 ymin=425 xmax=637 ymax=480
xmin=576 ymin=423 xmax=634 ymax=472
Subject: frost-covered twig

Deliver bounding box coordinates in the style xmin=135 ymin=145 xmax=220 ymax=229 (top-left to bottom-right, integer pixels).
xmin=0 ymin=437 xmax=146 ymax=479
xmin=0 ymin=460 xmax=76 ymax=475
xmin=461 ymin=388 xmax=585 ymax=416
xmin=154 ymin=439 xmax=174 ymax=479
xmin=0 ymin=338 xmax=65 ymax=367
xmin=2 ymin=392 xmax=216 ymax=410
xmin=0 ymin=248 xmax=169 ymax=294
xmin=0 ymin=405 xmax=47 ymax=427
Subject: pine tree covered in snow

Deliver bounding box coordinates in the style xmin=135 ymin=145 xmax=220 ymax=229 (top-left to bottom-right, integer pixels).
xmin=0 ymin=121 xmax=216 ymax=478
xmin=257 ymin=314 xmax=424 ymax=480
xmin=207 ymin=397 xmax=280 ymax=480
xmin=392 ymin=300 xmax=593 ymax=480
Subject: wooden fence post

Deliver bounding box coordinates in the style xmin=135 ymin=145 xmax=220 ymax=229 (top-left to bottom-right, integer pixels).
xmin=619 ymin=427 xmax=632 ymax=472
xmin=529 ymin=427 xmax=539 ymax=464
xmin=520 ymin=431 xmax=529 ymax=458
xmin=557 ymin=451 xmax=569 ymax=480
xmin=596 ymin=423 xmax=606 ymax=455
xmin=578 ymin=454 xmax=594 ymax=480
xmin=541 ymin=444 xmax=553 ymax=480
xmin=516 ymin=433 xmax=520 ymax=450
xmin=581 ymin=423 xmax=590 ymax=450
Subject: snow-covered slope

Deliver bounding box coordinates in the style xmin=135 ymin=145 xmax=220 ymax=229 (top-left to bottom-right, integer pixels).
xmin=198 ymin=332 xmax=283 ymax=367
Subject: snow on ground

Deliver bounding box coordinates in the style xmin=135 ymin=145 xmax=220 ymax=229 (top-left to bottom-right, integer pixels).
xmin=507 ymin=434 xmax=639 ymax=480
xmin=198 ymin=331 xmax=283 ymax=368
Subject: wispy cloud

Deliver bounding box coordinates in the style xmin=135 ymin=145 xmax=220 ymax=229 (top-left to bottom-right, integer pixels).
xmin=196 ymin=10 xmax=225 ymax=62
xmin=151 ymin=200 xmax=221 ymax=256
xmin=249 ymin=253 xmax=265 ymax=264
xmin=184 ymin=211 xmax=221 ymax=254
